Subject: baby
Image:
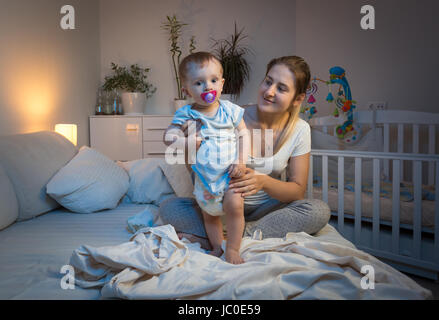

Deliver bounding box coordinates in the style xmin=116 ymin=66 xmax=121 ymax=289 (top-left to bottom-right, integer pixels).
xmin=164 ymin=52 xmax=249 ymax=264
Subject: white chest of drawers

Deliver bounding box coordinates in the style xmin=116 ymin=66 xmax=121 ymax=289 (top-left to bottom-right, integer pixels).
xmin=89 ymin=115 xmax=173 ymax=161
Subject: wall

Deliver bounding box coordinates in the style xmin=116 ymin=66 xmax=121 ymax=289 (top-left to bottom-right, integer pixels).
xmin=1 ymin=0 xmax=437 ymax=147
xmin=99 ymin=0 xmax=297 ymax=115
xmin=296 ymin=0 xmax=439 ymax=116
xmin=0 ymin=0 xmax=100 ymax=147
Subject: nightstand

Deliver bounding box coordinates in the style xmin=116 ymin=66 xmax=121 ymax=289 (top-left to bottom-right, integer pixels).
xmin=89 ymin=115 xmax=173 ymax=161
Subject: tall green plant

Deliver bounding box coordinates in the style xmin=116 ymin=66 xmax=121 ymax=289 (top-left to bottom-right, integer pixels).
xmin=161 ymin=15 xmax=196 ymax=100
xmin=212 ymin=23 xmax=252 ymax=99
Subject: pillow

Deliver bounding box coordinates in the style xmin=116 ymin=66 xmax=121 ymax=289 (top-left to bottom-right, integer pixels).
xmin=120 ymin=158 xmax=176 ymax=205
xmin=311 ymin=128 xmax=383 ymax=184
xmin=46 ymin=146 xmax=129 ymax=213
xmin=0 ymin=164 xmax=19 ymax=230
xmin=0 ymin=131 xmax=78 ymax=220
xmin=158 ymin=161 xmax=194 ymax=198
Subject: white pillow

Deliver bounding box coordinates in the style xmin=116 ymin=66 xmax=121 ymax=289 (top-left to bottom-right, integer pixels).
xmin=46 ymin=146 xmax=129 ymax=213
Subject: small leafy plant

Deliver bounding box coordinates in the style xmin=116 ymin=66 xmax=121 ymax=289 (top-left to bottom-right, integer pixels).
xmin=103 ymin=63 xmax=156 ymax=98
xmin=161 ymin=14 xmax=196 ymax=100
xmin=212 ymin=23 xmax=252 ymax=99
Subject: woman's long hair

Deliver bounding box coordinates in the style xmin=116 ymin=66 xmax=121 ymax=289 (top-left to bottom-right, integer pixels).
xmin=265 ymin=56 xmax=310 ymax=154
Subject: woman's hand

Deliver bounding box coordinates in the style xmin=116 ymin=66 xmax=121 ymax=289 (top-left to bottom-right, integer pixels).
xmin=228 ymin=167 xmax=266 ymax=197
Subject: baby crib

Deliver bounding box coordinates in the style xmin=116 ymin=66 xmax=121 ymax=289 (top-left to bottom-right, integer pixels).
xmin=307 ymin=109 xmax=439 ymax=280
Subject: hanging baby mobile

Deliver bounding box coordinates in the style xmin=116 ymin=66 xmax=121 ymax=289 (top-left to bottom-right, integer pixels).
xmin=301 ymin=78 xmax=318 ymax=121
xmin=300 ymin=66 xmax=361 ymax=143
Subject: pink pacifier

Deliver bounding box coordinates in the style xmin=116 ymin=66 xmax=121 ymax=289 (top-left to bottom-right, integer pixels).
xmin=201 ymin=90 xmax=217 ymax=104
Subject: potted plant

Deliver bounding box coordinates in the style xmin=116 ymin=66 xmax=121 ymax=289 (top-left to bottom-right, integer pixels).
xmin=103 ymin=63 xmax=156 ymax=115
xmin=212 ymin=22 xmax=252 ymax=102
xmin=161 ymin=14 xmax=196 ymax=110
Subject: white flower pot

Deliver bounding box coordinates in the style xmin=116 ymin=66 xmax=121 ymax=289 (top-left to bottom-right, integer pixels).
xmin=121 ymin=92 xmax=147 ymax=115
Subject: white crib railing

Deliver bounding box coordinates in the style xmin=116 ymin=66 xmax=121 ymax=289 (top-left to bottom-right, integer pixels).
xmin=309 ymin=149 xmax=439 ymax=278
xmin=309 ymin=110 xmax=439 ymax=185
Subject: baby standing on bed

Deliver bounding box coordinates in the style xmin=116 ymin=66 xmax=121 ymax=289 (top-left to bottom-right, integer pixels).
xmin=164 ymin=52 xmax=249 ymax=264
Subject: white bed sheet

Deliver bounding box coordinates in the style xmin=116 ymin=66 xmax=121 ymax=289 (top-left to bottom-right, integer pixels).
xmin=0 ymin=202 xmax=353 ymax=300
xmin=0 ymin=203 xmax=148 ymax=299
xmin=71 ymin=224 xmax=431 ymax=299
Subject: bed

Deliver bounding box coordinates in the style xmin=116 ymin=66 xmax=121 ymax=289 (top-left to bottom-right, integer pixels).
xmin=0 ymin=202 xmax=360 ymax=300
xmin=0 ymin=130 xmax=432 ymax=299
xmin=308 ymin=109 xmax=439 ymax=280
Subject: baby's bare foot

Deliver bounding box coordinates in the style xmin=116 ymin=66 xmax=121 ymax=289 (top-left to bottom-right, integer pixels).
xmin=208 ymin=247 xmax=224 ymax=258
xmin=225 ymin=249 xmax=244 ymax=264
xmin=177 ymin=233 xmax=212 ymax=251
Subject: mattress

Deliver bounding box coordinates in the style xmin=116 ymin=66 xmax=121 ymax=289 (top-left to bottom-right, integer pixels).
xmin=312 ymin=187 xmax=435 ymax=228
xmin=0 ymin=202 xmax=353 ymax=300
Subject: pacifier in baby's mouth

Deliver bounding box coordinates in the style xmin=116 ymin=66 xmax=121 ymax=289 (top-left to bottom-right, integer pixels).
xmin=200 ymin=90 xmax=217 ymax=104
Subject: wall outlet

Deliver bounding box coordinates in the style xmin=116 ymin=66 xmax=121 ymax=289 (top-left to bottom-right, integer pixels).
xmin=368 ymin=101 xmax=388 ymax=110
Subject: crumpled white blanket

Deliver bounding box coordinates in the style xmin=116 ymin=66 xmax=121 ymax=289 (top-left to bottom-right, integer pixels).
xmin=69 ymin=225 xmax=432 ymax=300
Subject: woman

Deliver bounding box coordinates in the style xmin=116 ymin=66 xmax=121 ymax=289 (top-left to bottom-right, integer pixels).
xmin=160 ymin=56 xmax=330 ymax=249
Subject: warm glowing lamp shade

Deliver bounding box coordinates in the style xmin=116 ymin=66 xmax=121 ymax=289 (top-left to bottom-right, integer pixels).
xmin=55 ymin=124 xmax=77 ymax=146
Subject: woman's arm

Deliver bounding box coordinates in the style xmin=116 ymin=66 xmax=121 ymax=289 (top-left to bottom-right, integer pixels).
xmin=229 ymin=152 xmax=310 ymax=202
xmin=261 ymin=152 xmax=309 ymax=202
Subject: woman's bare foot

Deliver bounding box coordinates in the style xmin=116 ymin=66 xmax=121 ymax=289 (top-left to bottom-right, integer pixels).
xmin=225 ymin=248 xmax=244 ymax=264
xmin=177 ymin=233 xmax=212 ymax=251
xmin=208 ymin=246 xmax=224 ymax=258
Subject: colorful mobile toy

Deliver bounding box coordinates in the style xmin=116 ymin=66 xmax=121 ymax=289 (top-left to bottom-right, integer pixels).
xmin=301 ymin=80 xmax=318 ymax=120
xmin=301 ymin=66 xmax=361 ymax=144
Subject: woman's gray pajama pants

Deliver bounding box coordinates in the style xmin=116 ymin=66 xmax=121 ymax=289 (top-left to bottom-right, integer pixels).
xmin=159 ymin=196 xmax=331 ymax=239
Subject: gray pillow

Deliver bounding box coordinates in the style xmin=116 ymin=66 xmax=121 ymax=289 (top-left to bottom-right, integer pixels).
xmin=0 ymin=164 xmax=18 ymax=229
xmin=119 ymin=158 xmax=176 ymax=205
xmin=0 ymin=131 xmax=78 ymax=221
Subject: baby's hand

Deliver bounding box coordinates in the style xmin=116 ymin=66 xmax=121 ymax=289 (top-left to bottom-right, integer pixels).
xmin=229 ymin=163 xmax=246 ymax=178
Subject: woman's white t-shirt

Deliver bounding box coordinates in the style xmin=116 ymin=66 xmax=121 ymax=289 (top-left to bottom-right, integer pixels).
xmin=244 ymin=118 xmax=311 ymax=206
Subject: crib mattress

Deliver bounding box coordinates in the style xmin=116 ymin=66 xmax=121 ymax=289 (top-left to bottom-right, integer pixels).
xmin=0 ymin=203 xmax=352 ymax=300
xmin=312 ymin=187 xmax=436 ymax=228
